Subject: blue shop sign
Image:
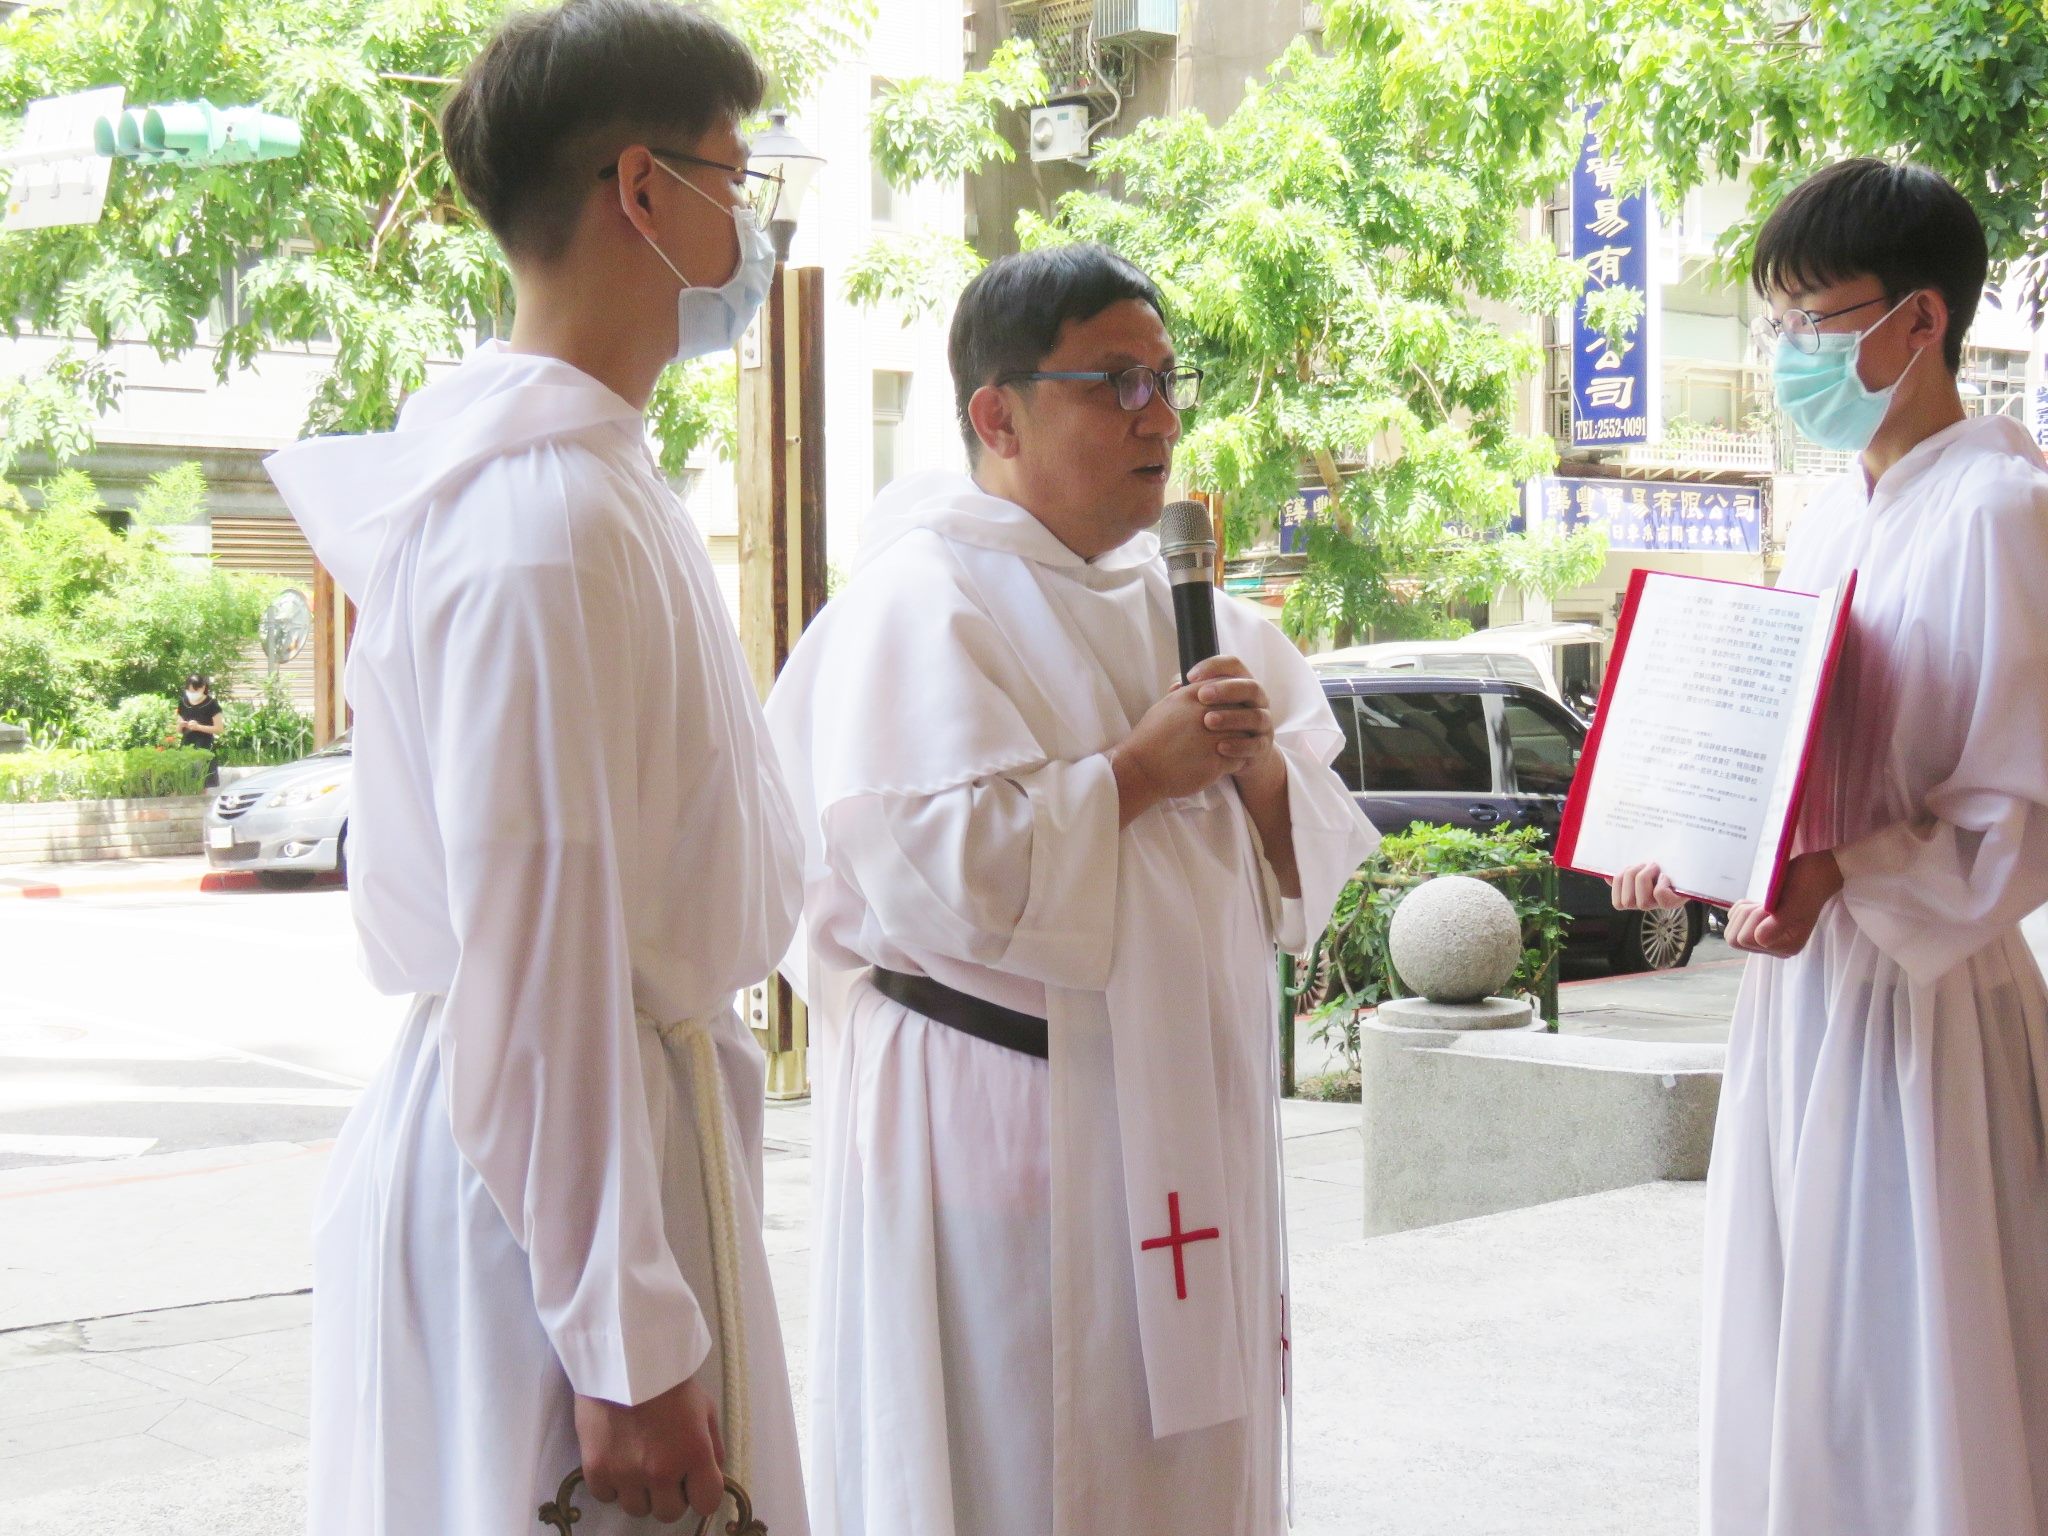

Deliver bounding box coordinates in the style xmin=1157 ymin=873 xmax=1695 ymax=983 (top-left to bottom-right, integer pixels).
xmin=1279 ymin=487 xmax=1329 ymax=555
xmin=1523 ymin=475 xmax=1763 ymax=555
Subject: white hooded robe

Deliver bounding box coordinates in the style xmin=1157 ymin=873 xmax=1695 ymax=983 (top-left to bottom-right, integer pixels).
xmin=1702 ymin=414 xmax=2048 ymax=1534
xmin=266 ymin=343 xmax=809 ymax=1536
xmin=763 ymin=472 xmax=1378 ymax=1536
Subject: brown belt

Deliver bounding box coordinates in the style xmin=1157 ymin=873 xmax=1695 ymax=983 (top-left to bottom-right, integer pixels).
xmin=867 ymin=967 xmax=1049 ymax=1060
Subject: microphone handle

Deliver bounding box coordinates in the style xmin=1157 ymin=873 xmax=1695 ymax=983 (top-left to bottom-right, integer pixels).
xmin=1172 ymin=578 xmax=1220 ymax=682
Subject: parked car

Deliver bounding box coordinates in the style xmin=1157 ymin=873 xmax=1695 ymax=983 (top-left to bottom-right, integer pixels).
xmin=1315 ymin=671 xmax=1703 ymax=972
xmin=203 ymin=731 xmax=352 ymax=889
xmin=1313 ymin=621 xmax=1608 ymax=706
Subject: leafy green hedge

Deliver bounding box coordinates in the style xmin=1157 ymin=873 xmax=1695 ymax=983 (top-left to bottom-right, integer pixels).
xmin=0 ymin=747 xmax=213 ymax=805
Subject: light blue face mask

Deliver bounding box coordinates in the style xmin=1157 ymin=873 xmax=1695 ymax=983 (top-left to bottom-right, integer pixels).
xmin=1771 ymin=293 xmax=1926 ymax=453
xmin=640 ymin=162 xmax=776 ymax=363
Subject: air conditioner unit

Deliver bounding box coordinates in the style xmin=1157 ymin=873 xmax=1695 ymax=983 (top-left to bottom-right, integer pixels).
xmin=1093 ymin=0 xmax=1180 ymax=44
xmin=1029 ymin=103 xmax=1092 ymax=163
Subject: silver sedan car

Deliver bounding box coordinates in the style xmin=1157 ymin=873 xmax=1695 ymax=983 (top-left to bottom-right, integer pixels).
xmin=203 ymin=732 xmax=352 ymax=888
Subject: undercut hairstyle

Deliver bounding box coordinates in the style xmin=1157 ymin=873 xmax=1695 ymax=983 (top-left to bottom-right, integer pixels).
xmin=948 ymin=244 xmax=1168 ymax=456
xmin=442 ymin=0 xmax=764 ymax=262
xmin=1751 ymin=158 xmax=1988 ymax=373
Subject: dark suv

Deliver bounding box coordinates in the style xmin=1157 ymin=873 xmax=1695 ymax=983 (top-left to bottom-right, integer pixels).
xmin=1317 ymin=670 xmax=1704 ymax=972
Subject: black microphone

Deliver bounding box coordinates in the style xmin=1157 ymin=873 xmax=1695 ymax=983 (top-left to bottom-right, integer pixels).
xmin=1158 ymin=499 xmax=1219 ymax=682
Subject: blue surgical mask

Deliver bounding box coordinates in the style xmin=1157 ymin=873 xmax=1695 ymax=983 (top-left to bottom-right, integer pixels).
xmin=640 ymin=163 xmax=776 ymax=363
xmin=1772 ymin=293 xmax=1926 ymax=453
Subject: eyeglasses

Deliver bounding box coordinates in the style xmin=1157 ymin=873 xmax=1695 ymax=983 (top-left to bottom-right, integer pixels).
xmin=597 ymin=149 xmax=784 ymax=223
xmin=996 ymin=365 xmax=1204 ymax=412
xmin=1749 ymin=295 xmax=1891 ymax=358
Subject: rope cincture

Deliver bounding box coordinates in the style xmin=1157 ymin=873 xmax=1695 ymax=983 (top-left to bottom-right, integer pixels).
xmin=649 ymin=1011 xmax=751 ymax=1491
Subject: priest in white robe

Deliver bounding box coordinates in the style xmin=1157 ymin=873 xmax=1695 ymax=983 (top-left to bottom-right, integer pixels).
xmin=1614 ymin=160 xmax=2048 ymax=1534
xmin=766 ymin=244 xmax=1379 ymax=1536
xmin=264 ymin=7 xmax=808 ymax=1531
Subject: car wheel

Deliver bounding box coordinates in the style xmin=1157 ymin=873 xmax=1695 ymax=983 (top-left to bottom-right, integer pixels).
xmin=257 ymin=869 xmax=317 ymax=891
xmin=336 ymin=825 xmax=349 ymax=887
xmin=1610 ymin=902 xmax=1699 ymax=973
xmin=1290 ymin=947 xmax=1335 ymax=1010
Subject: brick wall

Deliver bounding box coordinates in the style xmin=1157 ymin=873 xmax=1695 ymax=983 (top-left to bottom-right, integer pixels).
xmin=0 ymin=797 xmax=206 ymax=864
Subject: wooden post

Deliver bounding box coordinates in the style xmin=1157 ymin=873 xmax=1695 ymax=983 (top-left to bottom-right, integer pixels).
xmin=310 ymin=558 xmax=354 ymax=747
xmin=738 ymin=264 xmax=827 ymax=1100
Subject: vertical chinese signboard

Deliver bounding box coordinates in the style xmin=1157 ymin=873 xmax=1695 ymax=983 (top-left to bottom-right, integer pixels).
xmin=1570 ymin=107 xmax=1658 ymax=449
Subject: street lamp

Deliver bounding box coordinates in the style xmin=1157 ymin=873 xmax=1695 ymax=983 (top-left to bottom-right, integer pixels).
xmin=735 ymin=105 xmax=824 ymax=1100
xmin=748 ymin=108 xmax=824 ymax=262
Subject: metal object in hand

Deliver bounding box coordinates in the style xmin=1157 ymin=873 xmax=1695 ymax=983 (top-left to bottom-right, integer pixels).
xmin=538 ymin=1468 xmax=767 ymax=1535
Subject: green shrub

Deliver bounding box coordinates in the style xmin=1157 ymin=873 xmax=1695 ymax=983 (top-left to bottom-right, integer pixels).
xmin=1304 ymin=823 xmax=1570 ymax=1073
xmin=0 ymin=465 xmax=272 ymax=744
xmin=81 ymin=693 xmax=182 ymax=751
xmin=0 ymin=747 xmax=213 ymax=804
xmin=217 ymin=677 xmax=314 ymax=766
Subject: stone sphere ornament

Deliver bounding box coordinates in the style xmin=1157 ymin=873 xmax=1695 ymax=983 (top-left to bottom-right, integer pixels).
xmin=1388 ymin=875 xmax=1524 ymax=1004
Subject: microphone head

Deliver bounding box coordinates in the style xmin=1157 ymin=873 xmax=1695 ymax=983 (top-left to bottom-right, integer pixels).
xmin=1158 ymin=499 xmax=1215 ymax=555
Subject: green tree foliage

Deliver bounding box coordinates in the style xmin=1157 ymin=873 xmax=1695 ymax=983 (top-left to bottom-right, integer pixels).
xmin=0 ymin=0 xmax=873 ymax=457
xmin=1026 ymin=41 xmax=1606 ymax=640
xmin=1331 ymin=0 xmax=2048 ymax=292
xmin=848 ymin=40 xmax=1046 ymax=322
xmin=0 ymin=466 xmax=271 ymax=740
xmin=0 ymin=352 xmax=120 ymax=479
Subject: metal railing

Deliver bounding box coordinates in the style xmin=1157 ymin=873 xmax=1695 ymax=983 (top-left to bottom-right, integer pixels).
xmin=1618 ymin=428 xmax=1774 ymax=472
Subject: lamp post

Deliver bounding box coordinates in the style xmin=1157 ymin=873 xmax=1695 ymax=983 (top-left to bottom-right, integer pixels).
xmin=736 ymin=111 xmax=825 ymax=1099
xmin=746 ymin=107 xmax=826 ymax=263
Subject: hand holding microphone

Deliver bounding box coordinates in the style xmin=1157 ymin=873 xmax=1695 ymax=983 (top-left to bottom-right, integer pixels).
xmin=1108 ymin=503 xmax=1278 ymax=825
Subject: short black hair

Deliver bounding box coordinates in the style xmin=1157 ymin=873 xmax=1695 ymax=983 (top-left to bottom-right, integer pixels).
xmin=185 ymin=673 xmax=208 ymax=690
xmin=948 ymin=244 xmax=1167 ymax=456
xmin=442 ymin=0 xmax=764 ymax=262
xmin=1751 ymin=158 xmax=1988 ymax=373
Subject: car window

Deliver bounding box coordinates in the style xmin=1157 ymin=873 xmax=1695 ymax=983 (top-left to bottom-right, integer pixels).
xmin=1491 ymin=655 xmax=1549 ymax=692
xmin=1401 ymin=654 xmax=1496 ymax=681
xmin=1353 ymin=692 xmax=1494 ymax=793
xmin=1503 ymin=698 xmax=1578 ymax=795
xmin=1325 ymin=694 xmax=1366 ymax=792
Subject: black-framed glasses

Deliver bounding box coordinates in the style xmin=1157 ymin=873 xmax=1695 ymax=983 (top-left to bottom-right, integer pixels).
xmin=996 ymin=365 xmax=1204 ymax=412
xmin=1749 ymin=295 xmax=1891 ymax=357
xmin=598 ymin=148 xmax=784 ymax=223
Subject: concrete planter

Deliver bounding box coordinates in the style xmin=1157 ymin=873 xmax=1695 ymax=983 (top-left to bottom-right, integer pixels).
xmin=0 ymin=795 xmax=208 ymax=864
xmin=1359 ymin=1010 xmax=1723 ymax=1237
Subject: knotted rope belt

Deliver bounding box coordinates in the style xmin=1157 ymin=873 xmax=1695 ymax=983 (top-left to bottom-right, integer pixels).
xmin=537 ymin=1010 xmax=762 ymax=1533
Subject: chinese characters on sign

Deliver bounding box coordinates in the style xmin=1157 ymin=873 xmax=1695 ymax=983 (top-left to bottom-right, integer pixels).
xmin=1279 ymin=487 xmax=1329 ymax=555
xmin=1522 ymin=475 xmax=1764 ymax=555
xmin=1570 ymin=108 xmax=1657 ymax=448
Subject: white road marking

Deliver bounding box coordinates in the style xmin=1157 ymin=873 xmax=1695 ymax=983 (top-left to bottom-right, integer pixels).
xmin=0 ymin=1080 xmax=360 ymax=1111
xmin=0 ymin=1133 xmax=158 ymax=1160
xmin=2 ymin=1002 xmax=374 ymax=1088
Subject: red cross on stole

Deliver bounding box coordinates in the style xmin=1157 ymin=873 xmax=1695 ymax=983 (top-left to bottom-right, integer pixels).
xmin=1141 ymin=1190 xmax=1221 ymax=1301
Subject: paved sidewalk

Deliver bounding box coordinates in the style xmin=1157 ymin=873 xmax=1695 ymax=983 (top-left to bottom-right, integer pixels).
xmin=0 ymin=1094 xmax=1369 ymax=1531
xmin=17 ymin=927 xmax=2044 ymax=1530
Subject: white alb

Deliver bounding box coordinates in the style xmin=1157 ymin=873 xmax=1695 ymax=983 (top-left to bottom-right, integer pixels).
xmin=266 ymin=343 xmax=809 ymax=1536
xmin=765 ymin=471 xmax=1379 ymax=1536
xmin=1704 ymin=413 xmax=2048 ymax=1534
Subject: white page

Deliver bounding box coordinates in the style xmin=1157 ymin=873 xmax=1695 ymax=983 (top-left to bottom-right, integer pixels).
xmin=1569 ymin=574 xmax=1821 ymax=905
xmin=1740 ymin=580 xmax=1849 ymax=903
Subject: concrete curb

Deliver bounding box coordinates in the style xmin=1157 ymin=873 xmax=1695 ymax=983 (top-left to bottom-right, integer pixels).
xmin=0 ymin=868 xmax=342 ymax=901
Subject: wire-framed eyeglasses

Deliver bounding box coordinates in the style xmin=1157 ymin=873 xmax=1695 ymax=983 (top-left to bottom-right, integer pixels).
xmin=997 ymin=365 xmax=1204 ymax=412
xmin=598 ymin=149 xmax=784 ymax=224
xmin=1748 ymin=295 xmax=1891 ymax=358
